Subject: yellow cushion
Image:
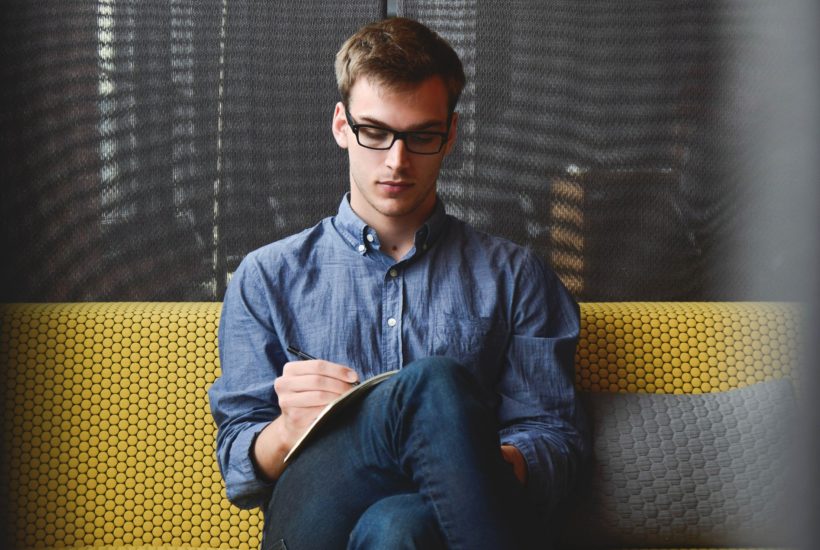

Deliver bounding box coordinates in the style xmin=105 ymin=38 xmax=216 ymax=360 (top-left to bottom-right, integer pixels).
xmin=0 ymin=303 xmax=262 ymax=550
xmin=576 ymin=302 xmax=798 ymax=394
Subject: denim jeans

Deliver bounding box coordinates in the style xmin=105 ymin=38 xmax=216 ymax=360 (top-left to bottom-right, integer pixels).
xmin=262 ymin=357 xmax=539 ymax=550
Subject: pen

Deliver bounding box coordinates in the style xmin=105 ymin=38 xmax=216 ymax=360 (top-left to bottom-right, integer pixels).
xmin=286 ymin=345 xmax=317 ymax=361
xmin=286 ymin=345 xmax=360 ymax=386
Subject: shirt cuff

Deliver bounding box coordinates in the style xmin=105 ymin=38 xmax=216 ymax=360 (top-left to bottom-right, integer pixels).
xmin=224 ymin=422 xmax=277 ymax=509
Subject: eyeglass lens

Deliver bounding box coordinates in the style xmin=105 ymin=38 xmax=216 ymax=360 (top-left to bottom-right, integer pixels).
xmin=356 ymin=126 xmax=445 ymax=154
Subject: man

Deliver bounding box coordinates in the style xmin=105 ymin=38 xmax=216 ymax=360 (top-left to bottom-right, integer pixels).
xmin=209 ymin=17 xmax=586 ymax=550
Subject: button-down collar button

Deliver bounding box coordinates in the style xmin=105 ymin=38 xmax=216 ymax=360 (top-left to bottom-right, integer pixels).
xmin=387 ymin=317 xmax=397 ymax=327
xmin=366 ymin=234 xmax=375 ymax=243
xmin=357 ymin=244 xmax=366 ymax=253
xmin=389 ymin=269 xmax=399 ymax=278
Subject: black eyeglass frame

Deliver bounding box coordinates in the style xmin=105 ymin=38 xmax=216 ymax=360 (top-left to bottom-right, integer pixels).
xmin=344 ymin=109 xmax=452 ymax=155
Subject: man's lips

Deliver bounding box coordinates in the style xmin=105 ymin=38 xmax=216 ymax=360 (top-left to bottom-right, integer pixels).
xmin=378 ymin=180 xmax=413 ymax=192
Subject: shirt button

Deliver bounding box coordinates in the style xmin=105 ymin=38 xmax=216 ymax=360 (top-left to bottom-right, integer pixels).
xmin=389 ymin=269 xmax=398 ymax=278
xmin=387 ymin=317 xmax=397 ymax=327
xmin=366 ymin=234 xmax=375 ymax=243
xmin=357 ymin=244 xmax=366 ymax=253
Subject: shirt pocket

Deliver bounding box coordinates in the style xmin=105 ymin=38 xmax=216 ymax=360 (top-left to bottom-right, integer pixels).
xmin=432 ymin=316 xmax=503 ymax=373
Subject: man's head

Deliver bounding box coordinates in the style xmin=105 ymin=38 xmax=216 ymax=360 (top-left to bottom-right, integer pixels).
xmin=332 ymin=18 xmax=465 ymax=233
xmin=335 ymin=17 xmax=466 ymax=115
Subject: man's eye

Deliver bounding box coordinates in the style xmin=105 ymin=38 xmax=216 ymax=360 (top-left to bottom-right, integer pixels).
xmin=409 ymin=134 xmax=437 ymax=145
xmin=359 ymin=127 xmax=391 ymax=141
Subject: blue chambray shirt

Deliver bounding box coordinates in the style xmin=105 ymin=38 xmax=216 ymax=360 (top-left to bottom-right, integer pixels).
xmin=209 ymin=194 xmax=587 ymax=511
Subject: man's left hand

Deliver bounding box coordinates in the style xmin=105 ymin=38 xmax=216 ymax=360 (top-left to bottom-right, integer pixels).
xmin=500 ymin=445 xmax=527 ymax=485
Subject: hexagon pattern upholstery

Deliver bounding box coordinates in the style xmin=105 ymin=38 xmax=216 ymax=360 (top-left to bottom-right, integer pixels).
xmin=575 ymin=302 xmax=797 ymax=394
xmin=1 ymin=303 xmax=262 ymax=549
xmin=0 ymin=302 xmax=800 ymax=549
xmin=565 ymin=380 xmax=797 ymax=548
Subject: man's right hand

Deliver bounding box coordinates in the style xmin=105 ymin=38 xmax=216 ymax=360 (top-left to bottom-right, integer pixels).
xmin=274 ymin=359 xmax=360 ymax=445
xmin=252 ymin=359 xmax=359 ymax=480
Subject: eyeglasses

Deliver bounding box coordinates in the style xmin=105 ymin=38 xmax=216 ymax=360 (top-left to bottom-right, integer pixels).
xmin=345 ymin=109 xmax=450 ymax=155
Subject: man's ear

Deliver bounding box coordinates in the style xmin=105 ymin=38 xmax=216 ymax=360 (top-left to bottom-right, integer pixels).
xmin=332 ymin=102 xmax=349 ymax=149
xmin=443 ymin=112 xmax=459 ymax=156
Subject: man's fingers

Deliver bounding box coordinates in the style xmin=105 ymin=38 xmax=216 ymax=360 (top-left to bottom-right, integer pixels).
xmin=282 ymin=359 xmax=359 ymax=384
xmin=278 ymin=390 xmax=343 ymax=409
xmin=276 ymin=372 xmax=356 ymax=396
xmin=275 ymin=360 xmax=360 ymax=448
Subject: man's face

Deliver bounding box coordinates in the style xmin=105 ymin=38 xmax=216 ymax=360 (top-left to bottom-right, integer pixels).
xmin=332 ymin=76 xmax=457 ymax=228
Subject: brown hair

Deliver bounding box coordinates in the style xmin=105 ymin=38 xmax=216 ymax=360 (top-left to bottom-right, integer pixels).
xmin=335 ymin=17 xmax=466 ymax=114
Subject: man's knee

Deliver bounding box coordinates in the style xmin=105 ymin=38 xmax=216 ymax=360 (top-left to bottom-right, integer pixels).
xmin=400 ymin=356 xmax=477 ymax=392
xmin=399 ymin=356 xmax=491 ymax=408
xmin=348 ymin=493 xmax=445 ymax=550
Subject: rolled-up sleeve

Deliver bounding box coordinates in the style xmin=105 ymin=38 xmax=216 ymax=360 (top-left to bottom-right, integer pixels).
xmin=496 ymin=250 xmax=588 ymax=510
xmin=208 ymin=254 xmax=281 ymax=509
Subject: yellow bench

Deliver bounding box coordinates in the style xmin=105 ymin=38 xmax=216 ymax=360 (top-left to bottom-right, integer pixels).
xmin=0 ymin=302 xmax=800 ymax=549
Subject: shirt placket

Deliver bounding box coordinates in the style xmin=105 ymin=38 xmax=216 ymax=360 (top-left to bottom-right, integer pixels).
xmin=380 ymin=264 xmax=404 ymax=372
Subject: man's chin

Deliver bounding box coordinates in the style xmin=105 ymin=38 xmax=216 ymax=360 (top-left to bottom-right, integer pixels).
xmin=371 ymin=197 xmax=430 ymax=219
xmin=351 ymin=186 xmax=435 ymax=222
xmin=374 ymin=203 xmax=415 ymax=218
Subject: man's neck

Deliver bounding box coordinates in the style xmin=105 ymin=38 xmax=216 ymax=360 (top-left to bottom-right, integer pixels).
xmin=374 ymin=224 xmax=418 ymax=261
xmin=349 ymin=199 xmax=434 ymax=262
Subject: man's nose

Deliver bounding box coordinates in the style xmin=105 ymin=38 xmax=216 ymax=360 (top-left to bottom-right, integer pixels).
xmin=385 ymin=137 xmax=411 ymax=169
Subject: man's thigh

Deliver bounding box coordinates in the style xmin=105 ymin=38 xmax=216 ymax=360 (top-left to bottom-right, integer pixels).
xmin=262 ymin=377 xmax=414 ymax=550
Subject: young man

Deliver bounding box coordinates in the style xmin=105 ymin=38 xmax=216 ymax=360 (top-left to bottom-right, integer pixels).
xmin=209 ymin=17 xmax=586 ymax=550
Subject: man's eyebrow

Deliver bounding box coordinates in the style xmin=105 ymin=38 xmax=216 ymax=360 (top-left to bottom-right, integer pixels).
xmin=357 ymin=115 xmax=448 ymax=131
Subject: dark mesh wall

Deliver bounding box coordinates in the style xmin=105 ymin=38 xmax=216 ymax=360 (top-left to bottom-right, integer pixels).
xmin=1 ymin=0 xmax=384 ymax=301
xmin=0 ymin=1 xmax=810 ymax=301
xmin=398 ymin=0 xmax=742 ymax=301
xmin=217 ymin=2 xmax=384 ymax=295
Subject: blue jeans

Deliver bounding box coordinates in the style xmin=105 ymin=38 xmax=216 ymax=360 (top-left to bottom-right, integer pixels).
xmin=262 ymin=357 xmax=539 ymax=550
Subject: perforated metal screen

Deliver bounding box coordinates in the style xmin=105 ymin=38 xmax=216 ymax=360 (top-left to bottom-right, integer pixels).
xmin=1 ymin=1 xmax=814 ymax=301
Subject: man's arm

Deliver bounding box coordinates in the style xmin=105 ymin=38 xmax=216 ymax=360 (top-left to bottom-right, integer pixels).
xmin=208 ymin=255 xmax=357 ymax=508
xmin=495 ymin=250 xmax=588 ymax=509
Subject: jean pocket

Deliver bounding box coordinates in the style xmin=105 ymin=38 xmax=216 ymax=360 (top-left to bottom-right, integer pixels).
xmin=268 ymin=539 xmax=288 ymax=550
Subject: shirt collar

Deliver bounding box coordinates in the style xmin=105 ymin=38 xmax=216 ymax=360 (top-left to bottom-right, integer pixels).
xmin=333 ymin=193 xmax=448 ymax=256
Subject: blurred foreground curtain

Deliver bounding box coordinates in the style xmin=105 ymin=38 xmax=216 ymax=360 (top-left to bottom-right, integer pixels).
xmin=1 ymin=0 xmax=814 ymax=301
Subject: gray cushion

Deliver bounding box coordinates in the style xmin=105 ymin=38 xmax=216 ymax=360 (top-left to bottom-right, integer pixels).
xmin=561 ymin=379 xmax=799 ymax=548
